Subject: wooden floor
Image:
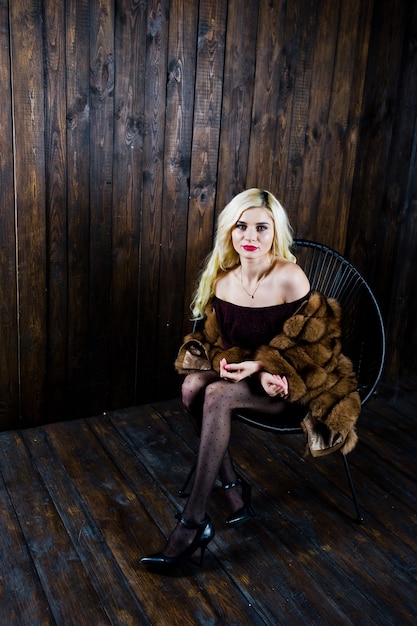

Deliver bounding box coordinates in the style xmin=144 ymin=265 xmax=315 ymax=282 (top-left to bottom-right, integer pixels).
xmin=1 ymin=378 xmax=416 ymax=626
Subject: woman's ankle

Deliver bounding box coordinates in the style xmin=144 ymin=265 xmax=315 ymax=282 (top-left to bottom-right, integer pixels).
xmin=223 ymin=478 xmax=244 ymax=512
xmin=163 ymin=521 xmax=197 ymax=558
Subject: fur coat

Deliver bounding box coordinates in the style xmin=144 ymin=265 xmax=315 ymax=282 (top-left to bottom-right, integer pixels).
xmin=175 ymin=291 xmax=361 ymax=454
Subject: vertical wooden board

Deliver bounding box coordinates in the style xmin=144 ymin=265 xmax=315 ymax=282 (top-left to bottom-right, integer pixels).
xmin=246 ymin=0 xmax=286 ymax=191
xmin=283 ymin=0 xmax=369 ymax=244
xmin=9 ymin=0 xmax=47 ymax=426
xmin=397 ymin=194 xmax=417 ymax=378
xmin=66 ymin=0 xmax=92 ymax=419
xmin=292 ymin=0 xmax=340 ymax=240
xmin=111 ymin=1 xmax=147 ymax=408
xmin=156 ymin=0 xmax=199 ymax=397
xmin=347 ymin=0 xmax=407 ymax=277
xmin=315 ymin=1 xmax=366 ymax=250
xmin=377 ymin=1 xmax=417 ymax=379
xmin=269 ymin=0 xmax=307 ymax=204
xmin=283 ymin=0 xmax=319 ymax=232
xmin=137 ymin=0 xmax=169 ymax=402
xmin=44 ymin=0 xmax=68 ymax=422
xmin=183 ymin=0 xmax=227 ymax=318
xmin=89 ymin=0 xmax=115 ymax=413
xmin=216 ymin=1 xmax=258 ymax=209
xmin=336 ymin=0 xmax=374 ymax=251
xmin=0 ymin=1 xmax=19 ymax=430
xmin=346 ymin=0 xmax=414 ymax=380
xmin=0 ymin=431 xmax=110 ymax=624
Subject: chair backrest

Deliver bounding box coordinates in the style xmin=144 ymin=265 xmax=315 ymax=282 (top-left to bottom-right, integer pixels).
xmin=292 ymin=240 xmax=386 ymax=405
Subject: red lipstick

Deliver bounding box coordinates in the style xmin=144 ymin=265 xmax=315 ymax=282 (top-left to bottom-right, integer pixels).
xmin=243 ymin=245 xmax=257 ymax=251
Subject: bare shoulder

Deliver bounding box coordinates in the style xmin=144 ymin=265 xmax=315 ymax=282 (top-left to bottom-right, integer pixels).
xmin=214 ymin=269 xmax=235 ymax=299
xmin=273 ymin=260 xmax=310 ymax=301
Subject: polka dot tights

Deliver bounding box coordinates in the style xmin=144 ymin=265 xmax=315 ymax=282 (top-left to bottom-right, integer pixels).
xmin=163 ymin=370 xmax=285 ymax=557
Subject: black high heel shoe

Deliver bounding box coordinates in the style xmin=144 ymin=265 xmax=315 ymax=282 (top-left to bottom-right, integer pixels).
xmin=140 ymin=514 xmax=215 ymax=573
xmin=223 ymin=475 xmax=255 ymax=527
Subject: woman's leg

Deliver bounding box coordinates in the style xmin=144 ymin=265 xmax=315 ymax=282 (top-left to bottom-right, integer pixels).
xmin=181 ymin=371 xmax=239 ymax=488
xmin=163 ymin=377 xmax=285 ymax=557
xmin=181 ymin=370 xmax=218 ymax=426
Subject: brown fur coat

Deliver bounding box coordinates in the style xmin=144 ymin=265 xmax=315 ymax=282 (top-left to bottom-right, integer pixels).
xmin=175 ymin=291 xmax=361 ymax=453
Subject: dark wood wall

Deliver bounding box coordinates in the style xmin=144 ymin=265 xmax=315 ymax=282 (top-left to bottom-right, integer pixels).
xmin=0 ymin=0 xmax=416 ymax=430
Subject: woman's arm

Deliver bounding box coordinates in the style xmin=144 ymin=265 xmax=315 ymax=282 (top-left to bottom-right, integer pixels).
xmin=219 ymin=358 xmax=261 ymax=380
xmin=219 ymin=358 xmax=289 ymax=398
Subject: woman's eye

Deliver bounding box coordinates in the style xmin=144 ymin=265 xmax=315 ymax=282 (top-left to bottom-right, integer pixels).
xmin=236 ymin=223 xmax=246 ymax=230
xmin=257 ymin=225 xmax=267 ymax=231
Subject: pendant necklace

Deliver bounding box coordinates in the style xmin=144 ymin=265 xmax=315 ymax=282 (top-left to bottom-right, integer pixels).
xmin=240 ymin=265 xmax=269 ymax=299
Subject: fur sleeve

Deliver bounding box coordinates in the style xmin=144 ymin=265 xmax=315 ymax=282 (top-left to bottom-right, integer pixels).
xmin=255 ymin=292 xmax=361 ymax=447
xmin=255 ymin=292 xmax=342 ymax=401
xmin=174 ymin=303 xmax=250 ymax=374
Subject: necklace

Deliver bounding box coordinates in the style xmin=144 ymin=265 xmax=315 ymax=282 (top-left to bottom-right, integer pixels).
xmin=240 ymin=265 xmax=269 ymax=299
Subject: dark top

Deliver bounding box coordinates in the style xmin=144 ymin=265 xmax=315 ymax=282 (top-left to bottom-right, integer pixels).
xmin=213 ymin=293 xmax=310 ymax=351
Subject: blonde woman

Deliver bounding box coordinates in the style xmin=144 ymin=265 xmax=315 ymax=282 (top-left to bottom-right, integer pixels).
xmin=141 ymin=188 xmax=360 ymax=573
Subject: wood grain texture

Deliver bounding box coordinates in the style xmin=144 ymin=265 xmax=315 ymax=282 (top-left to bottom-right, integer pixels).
xmin=335 ymin=0 xmax=374 ymax=253
xmin=0 ymin=379 xmax=416 ymax=623
xmin=316 ymin=0 xmax=363 ymax=250
xmin=66 ymin=0 xmax=92 ymax=420
xmin=88 ymin=0 xmax=115 ymax=415
xmin=184 ymin=0 xmax=227 ymax=314
xmin=44 ymin=0 xmax=68 ymax=421
xmin=0 ymin=431 xmax=109 ymax=624
xmin=216 ymin=0 xmax=257 ymax=209
xmin=283 ymin=0 xmax=319 ymax=232
xmin=374 ymin=0 xmax=417 ymax=379
xmin=347 ymin=0 xmax=408 ymax=275
xmin=0 ymin=1 xmax=19 ymax=429
xmin=347 ymin=0 xmax=414 ymax=379
xmin=10 ymin=0 xmax=47 ymax=424
xmin=295 ymin=0 xmax=339 ymax=238
xmin=0 ymin=0 xmax=416 ymax=428
xmin=246 ymin=0 xmax=287 ymax=191
xmin=137 ymin=0 xmax=170 ymax=400
xmin=157 ymin=0 xmax=199 ymax=390
xmin=110 ymin=0 xmax=147 ymax=407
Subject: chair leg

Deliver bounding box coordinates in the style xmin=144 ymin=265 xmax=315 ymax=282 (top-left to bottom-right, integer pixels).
xmin=178 ymin=462 xmax=196 ymax=497
xmin=342 ymin=454 xmax=364 ymax=524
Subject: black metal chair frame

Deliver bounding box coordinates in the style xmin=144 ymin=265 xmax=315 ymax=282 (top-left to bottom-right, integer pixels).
xmin=179 ymin=240 xmax=386 ymax=524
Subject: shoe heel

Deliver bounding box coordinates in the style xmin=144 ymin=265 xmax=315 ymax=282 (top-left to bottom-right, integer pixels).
xmin=224 ymin=475 xmax=255 ymax=527
xmin=199 ymin=543 xmax=207 ymax=567
xmin=198 ymin=521 xmax=215 ymax=566
xmin=141 ymin=516 xmax=214 ymax=574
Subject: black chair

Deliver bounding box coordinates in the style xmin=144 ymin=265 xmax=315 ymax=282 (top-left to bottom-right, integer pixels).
xmin=179 ymin=240 xmax=386 ymax=523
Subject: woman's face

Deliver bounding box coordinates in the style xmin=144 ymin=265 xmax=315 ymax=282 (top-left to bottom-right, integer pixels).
xmin=231 ymin=207 xmax=275 ymax=260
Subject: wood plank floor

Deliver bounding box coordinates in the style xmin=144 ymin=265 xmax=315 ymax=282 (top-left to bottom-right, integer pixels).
xmin=0 ymin=377 xmax=416 ymax=625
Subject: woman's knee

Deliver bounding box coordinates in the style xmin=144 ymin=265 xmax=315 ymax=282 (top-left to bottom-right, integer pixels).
xmin=181 ymin=371 xmax=216 ymax=405
xmin=204 ymin=379 xmax=256 ymax=413
xmin=182 ymin=372 xmax=204 ymax=393
xmin=203 ymin=380 xmax=231 ymax=411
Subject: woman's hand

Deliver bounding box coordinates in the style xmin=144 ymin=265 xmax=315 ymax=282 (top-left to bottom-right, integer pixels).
xmin=220 ymin=358 xmax=261 ymax=382
xmin=219 ymin=359 xmax=290 ymax=399
xmin=259 ymin=372 xmax=289 ymax=398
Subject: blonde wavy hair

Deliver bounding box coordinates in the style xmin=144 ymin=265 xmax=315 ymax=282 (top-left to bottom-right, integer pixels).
xmin=191 ymin=188 xmax=296 ymax=318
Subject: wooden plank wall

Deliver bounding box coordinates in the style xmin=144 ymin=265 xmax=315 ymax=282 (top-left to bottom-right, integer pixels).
xmin=0 ymin=0 xmax=416 ymax=430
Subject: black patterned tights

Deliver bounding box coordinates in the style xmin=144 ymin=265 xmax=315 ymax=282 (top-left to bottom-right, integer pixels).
xmin=163 ymin=370 xmax=285 ymax=557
